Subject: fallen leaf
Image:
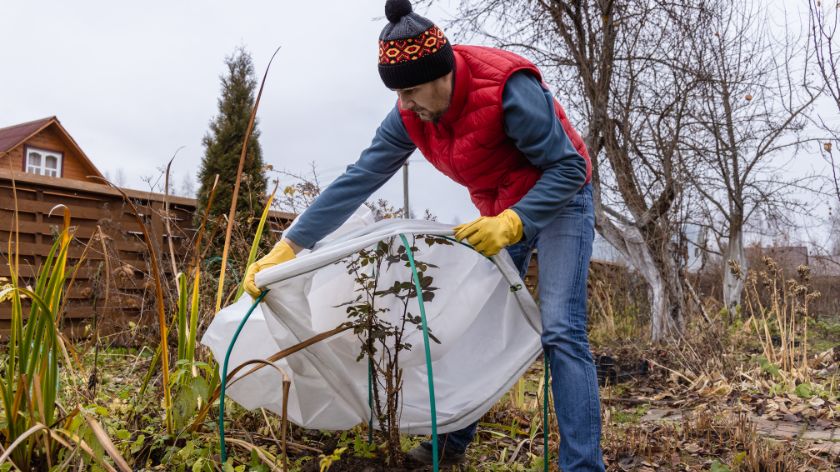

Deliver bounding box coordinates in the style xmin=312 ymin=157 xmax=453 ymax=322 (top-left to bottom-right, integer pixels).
xmin=684 ymin=442 xmax=702 ymax=454
xmin=789 ymin=404 xmax=808 ymax=415
xmin=670 ymin=453 xmax=681 ymax=465
xmin=808 ymin=397 xmax=825 ymax=408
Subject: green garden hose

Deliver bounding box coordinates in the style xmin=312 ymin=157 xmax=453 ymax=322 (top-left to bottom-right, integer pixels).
xmin=398 ymin=234 xmax=439 ymax=472
xmin=544 ymin=352 xmax=550 ymax=472
xmin=219 ymin=289 xmax=268 ymax=464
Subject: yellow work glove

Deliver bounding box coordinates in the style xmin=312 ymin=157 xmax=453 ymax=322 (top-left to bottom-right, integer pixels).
xmin=243 ymin=240 xmax=296 ymax=298
xmin=453 ymin=209 xmax=524 ymax=257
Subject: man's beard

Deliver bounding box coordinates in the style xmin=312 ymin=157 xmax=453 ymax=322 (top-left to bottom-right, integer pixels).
xmin=415 ymin=107 xmax=444 ymax=122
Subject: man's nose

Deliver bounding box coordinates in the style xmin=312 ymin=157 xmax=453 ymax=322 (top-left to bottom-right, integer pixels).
xmin=398 ymin=95 xmax=414 ymax=110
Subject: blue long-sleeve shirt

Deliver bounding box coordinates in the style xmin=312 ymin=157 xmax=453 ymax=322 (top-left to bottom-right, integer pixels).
xmin=285 ymin=72 xmax=587 ymax=249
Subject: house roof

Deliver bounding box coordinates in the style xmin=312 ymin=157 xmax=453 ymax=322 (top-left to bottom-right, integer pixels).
xmin=0 ymin=116 xmax=54 ymax=153
xmin=0 ymin=116 xmax=104 ymax=179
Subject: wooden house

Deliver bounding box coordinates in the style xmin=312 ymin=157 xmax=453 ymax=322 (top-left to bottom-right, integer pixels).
xmin=0 ymin=116 xmax=292 ymax=339
xmin=0 ymin=116 xmax=104 ymax=181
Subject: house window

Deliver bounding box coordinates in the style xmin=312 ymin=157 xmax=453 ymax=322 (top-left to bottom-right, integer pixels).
xmin=25 ymin=147 xmax=62 ymax=177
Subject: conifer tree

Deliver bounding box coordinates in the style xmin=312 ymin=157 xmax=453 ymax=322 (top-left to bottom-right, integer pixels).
xmin=196 ymin=47 xmax=267 ymax=251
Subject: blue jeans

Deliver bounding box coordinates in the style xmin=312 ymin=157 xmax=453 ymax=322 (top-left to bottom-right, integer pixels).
xmin=435 ymin=184 xmax=604 ymax=471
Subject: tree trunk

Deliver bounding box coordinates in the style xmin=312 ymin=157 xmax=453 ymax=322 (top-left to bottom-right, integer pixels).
xmin=595 ymin=208 xmax=685 ymax=341
xmin=723 ymin=218 xmax=746 ymax=321
xmin=647 ymin=224 xmax=687 ymax=341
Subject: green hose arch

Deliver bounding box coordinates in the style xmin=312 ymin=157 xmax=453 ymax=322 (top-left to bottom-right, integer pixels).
xmin=219 ymin=289 xmax=267 ymax=463
xmin=398 ymin=233 xmax=439 ymax=472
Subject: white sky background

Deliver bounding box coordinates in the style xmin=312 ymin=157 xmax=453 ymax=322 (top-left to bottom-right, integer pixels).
xmin=1 ymin=0 xmax=836 ymax=247
xmin=1 ymin=0 xmax=474 ymax=224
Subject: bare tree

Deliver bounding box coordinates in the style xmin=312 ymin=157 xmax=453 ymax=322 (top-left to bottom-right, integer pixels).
xmin=684 ymin=0 xmax=818 ymax=318
xmin=432 ymin=0 xmax=713 ymax=340
xmin=272 ymin=163 xmax=322 ymax=215
xmin=180 ymin=174 xmax=196 ymax=197
xmin=115 ymin=168 xmax=126 ymax=187
xmin=829 ymin=207 xmax=840 ymax=256
xmin=105 ymin=168 xmax=127 ymax=188
xmin=808 ymin=0 xmax=840 ymax=112
xmin=807 ymin=0 xmax=840 ymax=204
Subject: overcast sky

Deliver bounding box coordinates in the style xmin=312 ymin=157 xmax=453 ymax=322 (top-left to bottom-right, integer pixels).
xmin=1 ymin=0 xmax=836 ymax=247
xmin=1 ymin=0 xmax=476 ymax=223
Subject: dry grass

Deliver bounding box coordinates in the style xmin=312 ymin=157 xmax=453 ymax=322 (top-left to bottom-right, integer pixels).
xmin=602 ymin=410 xmax=810 ymax=471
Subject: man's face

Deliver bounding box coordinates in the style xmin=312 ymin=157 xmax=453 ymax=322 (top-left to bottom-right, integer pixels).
xmin=394 ymin=71 xmax=453 ymax=122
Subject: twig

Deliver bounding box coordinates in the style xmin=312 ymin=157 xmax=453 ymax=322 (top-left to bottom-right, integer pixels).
xmin=228 ymin=432 xmax=322 ymax=454
xmin=646 ymin=358 xmax=696 ymax=384
xmin=223 ymin=438 xmax=283 ymax=472
xmin=684 ymin=278 xmax=713 ymax=325
xmin=187 ymin=323 xmax=352 ymax=433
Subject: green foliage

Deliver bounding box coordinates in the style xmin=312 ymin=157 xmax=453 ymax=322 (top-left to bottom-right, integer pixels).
xmin=196 ymin=46 xmax=268 ymax=251
xmin=398 ymin=434 xmax=422 ymax=454
xmin=162 ymin=438 xmax=218 ymax=472
xmin=171 ymin=361 xmax=212 ymax=430
xmin=140 ymin=269 xmax=217 ymax=433
xmin=342 ymin=236 xmax=447 ymax=360
xmin=247 ymin=449 xmax=271 ymax=472
xmin=754 ymin=355 xmax=780 ymax=379
xmin=610 ymin=404 xmax=651 ymax=424
xmin=61 ymin=404 xmax=118 ymax=467
xmin=508 ymin=377 xmax=528 ymax=410
xmin=794 ymin=382 xmax=814 ymax=399
xmin=809 ymin=318 xmax=840 ymax=351
xmin=235 ymin=186 xmax=278 ymax=301
xmin=731 ymin=451 xmax=747 ymax=467
xmin=710 ymin=459 xmax=732 ymax=472
xmin=0 ymin=217 xmax=69 ymax=468
xmin=352 ymin=433 xmax=378 ymax=459
xmin=339 ymin=235 xmax=449 ymax=465
xmin=318 ymin=446 xmax=347 ymax=471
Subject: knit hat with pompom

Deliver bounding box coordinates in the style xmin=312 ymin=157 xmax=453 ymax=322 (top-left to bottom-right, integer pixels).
xmin=378 ymin=0 xmax=454 ymax=89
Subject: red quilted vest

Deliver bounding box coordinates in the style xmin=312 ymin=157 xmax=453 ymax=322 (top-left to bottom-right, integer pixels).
xmin=400 ymin=45 xmax=592 ymax=216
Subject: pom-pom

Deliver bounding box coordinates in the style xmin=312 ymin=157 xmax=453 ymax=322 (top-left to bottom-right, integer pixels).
xmin=385 ymin=0 xmax=413 ymax=23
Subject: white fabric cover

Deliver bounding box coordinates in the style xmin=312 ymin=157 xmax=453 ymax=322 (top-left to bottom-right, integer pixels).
xmin=202 ymin=210 xmax=541 ymax=434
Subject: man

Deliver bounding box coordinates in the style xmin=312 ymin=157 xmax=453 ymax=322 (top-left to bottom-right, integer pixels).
xmin=243 ymin=0 xmax=604 ymax=469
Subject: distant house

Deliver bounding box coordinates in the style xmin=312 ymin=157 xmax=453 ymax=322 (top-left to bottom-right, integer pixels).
xmin=588 ymin=223 xmax=706 ymax=272
xmin=745 ymin=245 xmax=810 ymax=271
xmin=0 ymin=116 xmax=292 ymax=338
xmin=0 ymin=116 xmax=104 ymax=182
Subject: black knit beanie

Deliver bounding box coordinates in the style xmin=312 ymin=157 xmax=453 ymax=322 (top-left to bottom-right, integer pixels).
xmin=378 ymin=0 xmax=455 ymax=89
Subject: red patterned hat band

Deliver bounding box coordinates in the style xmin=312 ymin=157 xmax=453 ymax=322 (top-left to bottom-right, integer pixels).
xmin=379 ymin=25 xmax=448 ymax=65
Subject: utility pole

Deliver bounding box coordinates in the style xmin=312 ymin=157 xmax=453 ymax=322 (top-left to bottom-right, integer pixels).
xmin=402 ymin=161 xmax=410 ymax=219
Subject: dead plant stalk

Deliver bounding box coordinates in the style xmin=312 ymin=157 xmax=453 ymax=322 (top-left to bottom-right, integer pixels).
xmin=215 ymin=46 xmax=281 ymax=313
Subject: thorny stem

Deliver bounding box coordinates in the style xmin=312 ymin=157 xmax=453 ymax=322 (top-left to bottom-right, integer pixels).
xmin=344 ymin=235 xmax=437 ymax=466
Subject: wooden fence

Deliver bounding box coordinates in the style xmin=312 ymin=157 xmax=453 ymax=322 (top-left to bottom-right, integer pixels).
xmin=0 ymin=169 xmax=293 ymax=337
